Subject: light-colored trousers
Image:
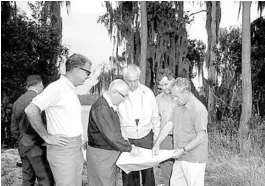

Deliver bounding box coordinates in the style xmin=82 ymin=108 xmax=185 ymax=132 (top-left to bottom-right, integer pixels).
xmin=86 ymin=145 xmax=120 ymax=186
xmin=160 ymin=135 xmax=174 ymax=186
xmin=170 ymin=160 xmax=206 ymax=186
xmin=47 ymin=136 xmax=84 ymax=186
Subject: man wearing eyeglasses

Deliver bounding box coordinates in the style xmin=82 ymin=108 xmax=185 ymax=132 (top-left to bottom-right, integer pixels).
xmin=87 ymin=79 xmax=140 ymax=186
xmin=25 ymin=53 xmax=92 ymax=186
xmin=118 ymin=64 xmax=160 ymax=186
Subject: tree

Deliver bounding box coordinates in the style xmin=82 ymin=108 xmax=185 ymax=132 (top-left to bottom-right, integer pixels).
xmin=1 ymin=9 xmax=68 ymax=147
xmin=205 ymin=1 xmax=221 ymax=123
xmin=139 ymin=1 xmax=147 ymax=84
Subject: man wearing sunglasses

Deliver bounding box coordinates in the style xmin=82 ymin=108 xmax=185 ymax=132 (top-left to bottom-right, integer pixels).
xmin=87 ymin=79 xmax=140 ymax=186
xmin=25 ymin=53 xmax=92 ymax=186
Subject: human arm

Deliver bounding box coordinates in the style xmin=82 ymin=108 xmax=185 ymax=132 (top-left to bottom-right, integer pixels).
xmin=25 ymin=103 xmax=69 ymax=146
xmin=151 ymin=93 xmax=161 ymax=141
xmin=152 ymin=121 xmax=173 ymax=156
xmin=91 ymin=106 xmax=133 ymax=152
xmin=10 ymin=108 xmax=19 ymax=140
xmin=172 ymin=130 xmax=207 ymax=158
xmin=173 ymin=105 xmax=208 ymax=158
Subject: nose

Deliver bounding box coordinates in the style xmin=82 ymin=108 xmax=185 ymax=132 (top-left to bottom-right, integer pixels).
xmin=131 ymin=81 xmax=137 ymax=86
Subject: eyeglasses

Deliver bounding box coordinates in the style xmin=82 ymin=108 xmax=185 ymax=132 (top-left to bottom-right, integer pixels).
xmin=78 ymin=67 xmax=91 ymax=76
xmin=125 ymin=79 xmax=139 ymax=85
xmin=116 ymin=90 xmax=127 ymax=99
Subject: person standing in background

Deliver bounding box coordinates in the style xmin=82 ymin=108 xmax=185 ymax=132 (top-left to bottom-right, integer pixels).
xmin=11 ymin=75 xmax=54 ymax=186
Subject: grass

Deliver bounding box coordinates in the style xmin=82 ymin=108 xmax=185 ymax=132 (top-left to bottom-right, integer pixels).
xmin=205 ymin=122 xmax=265 ymax=186
xmin=2 ymin=117 xmax=265 ymax=186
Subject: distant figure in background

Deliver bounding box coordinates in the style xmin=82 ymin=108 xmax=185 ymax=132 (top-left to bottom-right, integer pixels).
xmin=153 ymin=78 xmax=208 ymax=186
xmin=156 ymin=69 xmax=176 ymax=186
xmin=87 ymin=79 xmax=140 ymax=186
xmin=118 ymin=64 xmax=160 ymax=186
xmin=25 ymin=53 xmax=92 ymax=186
xmin=11 ymin=75 xmax=54 ymax=186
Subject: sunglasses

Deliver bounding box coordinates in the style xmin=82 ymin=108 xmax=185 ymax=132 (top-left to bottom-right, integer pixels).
xmin=78 ymin=67 xmax=91 ymax=76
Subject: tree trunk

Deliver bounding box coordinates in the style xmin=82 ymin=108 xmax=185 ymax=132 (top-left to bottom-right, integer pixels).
xmin=139 ymin=1 xmax=147 ymax=85
xmin=239 ymin=1 xmax=252 ymax=138
xmin=206 ymin=2 xmax=221 ymax=124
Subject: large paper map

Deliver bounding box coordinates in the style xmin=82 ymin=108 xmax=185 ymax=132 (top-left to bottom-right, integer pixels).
xmin=116 ymin=147 xmax=175 ymax=173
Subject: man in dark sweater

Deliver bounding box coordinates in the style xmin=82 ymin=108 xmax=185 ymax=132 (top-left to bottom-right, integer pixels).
xmin=87 ymin=79 xmax=140 ymax=186
xmin=11 ymin=75 xmax=54 ymax=186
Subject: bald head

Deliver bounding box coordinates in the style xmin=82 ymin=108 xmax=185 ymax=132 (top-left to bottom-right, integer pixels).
xmin=108 ymin=79 xmax=129 ymax=94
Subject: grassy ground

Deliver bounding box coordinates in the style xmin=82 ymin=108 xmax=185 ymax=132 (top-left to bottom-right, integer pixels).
xmin=2 ymin=124 xmax=265 ymax=186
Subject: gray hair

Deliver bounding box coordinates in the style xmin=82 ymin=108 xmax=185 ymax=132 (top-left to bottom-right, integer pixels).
xmin=171 ymin=77 xmax=191 ymax=92
xmin=65 ymin=53 xmax=92 ymax=72
xmin=122 ymin=64 xmax=141 ymax=79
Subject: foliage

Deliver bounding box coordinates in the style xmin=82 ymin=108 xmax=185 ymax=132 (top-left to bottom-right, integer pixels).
xmin=1 ymin=3 xmax=69 ymax=147
xmin=251 ymin=17 xmax=265 ymax=116
xmin=207 ymin=116 xmax=265 ymax=186
xmin=98 ymin=1 xmax=191 ymax=93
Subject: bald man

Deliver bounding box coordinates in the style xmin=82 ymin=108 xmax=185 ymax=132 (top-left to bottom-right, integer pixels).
xmin=87 ymin=79 xmax=140 ymax=186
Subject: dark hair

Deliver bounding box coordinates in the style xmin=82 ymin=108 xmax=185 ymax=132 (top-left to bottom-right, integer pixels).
xmin=157 ymin=68 xmax=175 ymax=82
xmin=26 ymin=75 xmax=42 ymax=87
xmin=65 ymin=53 xmax=92 ymax=72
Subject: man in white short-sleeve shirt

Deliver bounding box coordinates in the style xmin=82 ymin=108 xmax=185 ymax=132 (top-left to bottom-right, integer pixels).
xmin=25 ymin=53 xmax=92 ymax=186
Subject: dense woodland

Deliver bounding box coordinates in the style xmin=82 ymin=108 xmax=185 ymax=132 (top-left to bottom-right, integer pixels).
xmin=1 ymin=2 xmax=265 ymax=185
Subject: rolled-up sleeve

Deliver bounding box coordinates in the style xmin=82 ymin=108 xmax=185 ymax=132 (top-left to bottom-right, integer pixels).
xmin=32 ymin=83 xmax=59 ymax=111
xmin=92 ymin=106 xmax=132 ymax=152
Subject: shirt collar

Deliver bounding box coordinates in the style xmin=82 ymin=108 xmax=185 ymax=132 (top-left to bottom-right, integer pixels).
xmin=185 ymin=93 xmax=195 ymax=110
xmin=129 ymin=83 xmax=146 ymax=95
xmin=60 ymin=75 xmax=75 ymax=89
xmin=28 ymin=88 xmax=38 ymax=94
xmin=103 ymin=93 xmax=117 ymax=111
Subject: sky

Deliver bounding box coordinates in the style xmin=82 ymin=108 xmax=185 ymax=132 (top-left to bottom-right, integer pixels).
xmin=16 ymin=1 xmax=264 ymax=91
xmin=17 ymin=1 xmax=264 ymax=66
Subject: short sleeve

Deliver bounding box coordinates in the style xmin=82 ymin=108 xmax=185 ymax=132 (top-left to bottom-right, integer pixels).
xmin=193 ymin=106 xmax=208 ymax=132
xmin=32 ymin=82 xmax=60 ymax=111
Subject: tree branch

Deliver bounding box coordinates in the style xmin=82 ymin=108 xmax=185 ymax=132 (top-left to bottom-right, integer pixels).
xmin=189 ymin=10 xmax=207 ymax=17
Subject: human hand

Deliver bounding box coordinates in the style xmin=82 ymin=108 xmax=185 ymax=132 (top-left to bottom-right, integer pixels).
xmin=172 ymin=148 xmax=185 ymax=159
xmin=152 ymin=142 xmax=160 ymax=157
xmin=45 ymin=134 xmax=69 ymax=147
xmin=130 ymin=145 xmax=141 ymax=157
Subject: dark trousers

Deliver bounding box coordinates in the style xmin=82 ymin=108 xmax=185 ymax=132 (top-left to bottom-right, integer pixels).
xmin=21 ymin=152 xmax=54 ymax=186
xmin=122 ymin=131 xmax=155 ymax=186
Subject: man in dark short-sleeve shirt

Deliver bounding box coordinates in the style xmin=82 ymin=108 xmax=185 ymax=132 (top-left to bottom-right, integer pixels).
xmin=87 ymin=79 xmax=140 ymax=186
xmin=153 ymin=77 xmax=208 ymax=186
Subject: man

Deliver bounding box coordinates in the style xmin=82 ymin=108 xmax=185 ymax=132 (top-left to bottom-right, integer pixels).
xmin=87 ymin=79 xmax=140 ymax=186
xmin=156 ymin=69 xmax=175 ymax=186
xmin=153 ymin=77 xmax=208 ymax=186
xmin=25 ymin=53 xmax=92 ymax=186
xmin=118 ymin=64 xmax=160 ymax=186
xmin=11 ymin=75 xmax=54 ymax=186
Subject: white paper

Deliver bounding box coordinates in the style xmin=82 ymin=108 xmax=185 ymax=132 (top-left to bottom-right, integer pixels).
xmin=116 ymin=147 xmax=175 ymax=173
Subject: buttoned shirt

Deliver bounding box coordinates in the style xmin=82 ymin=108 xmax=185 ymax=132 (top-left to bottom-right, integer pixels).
xmin=170 ymin=94 xmax=208 ymax=163
xmin=32 ymin=75 xmax=83 ymax=137
xmin=156 ymin=93 xmax=176 ymax=135
xmin=117 ymin=83 xmax=160 ymax=140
